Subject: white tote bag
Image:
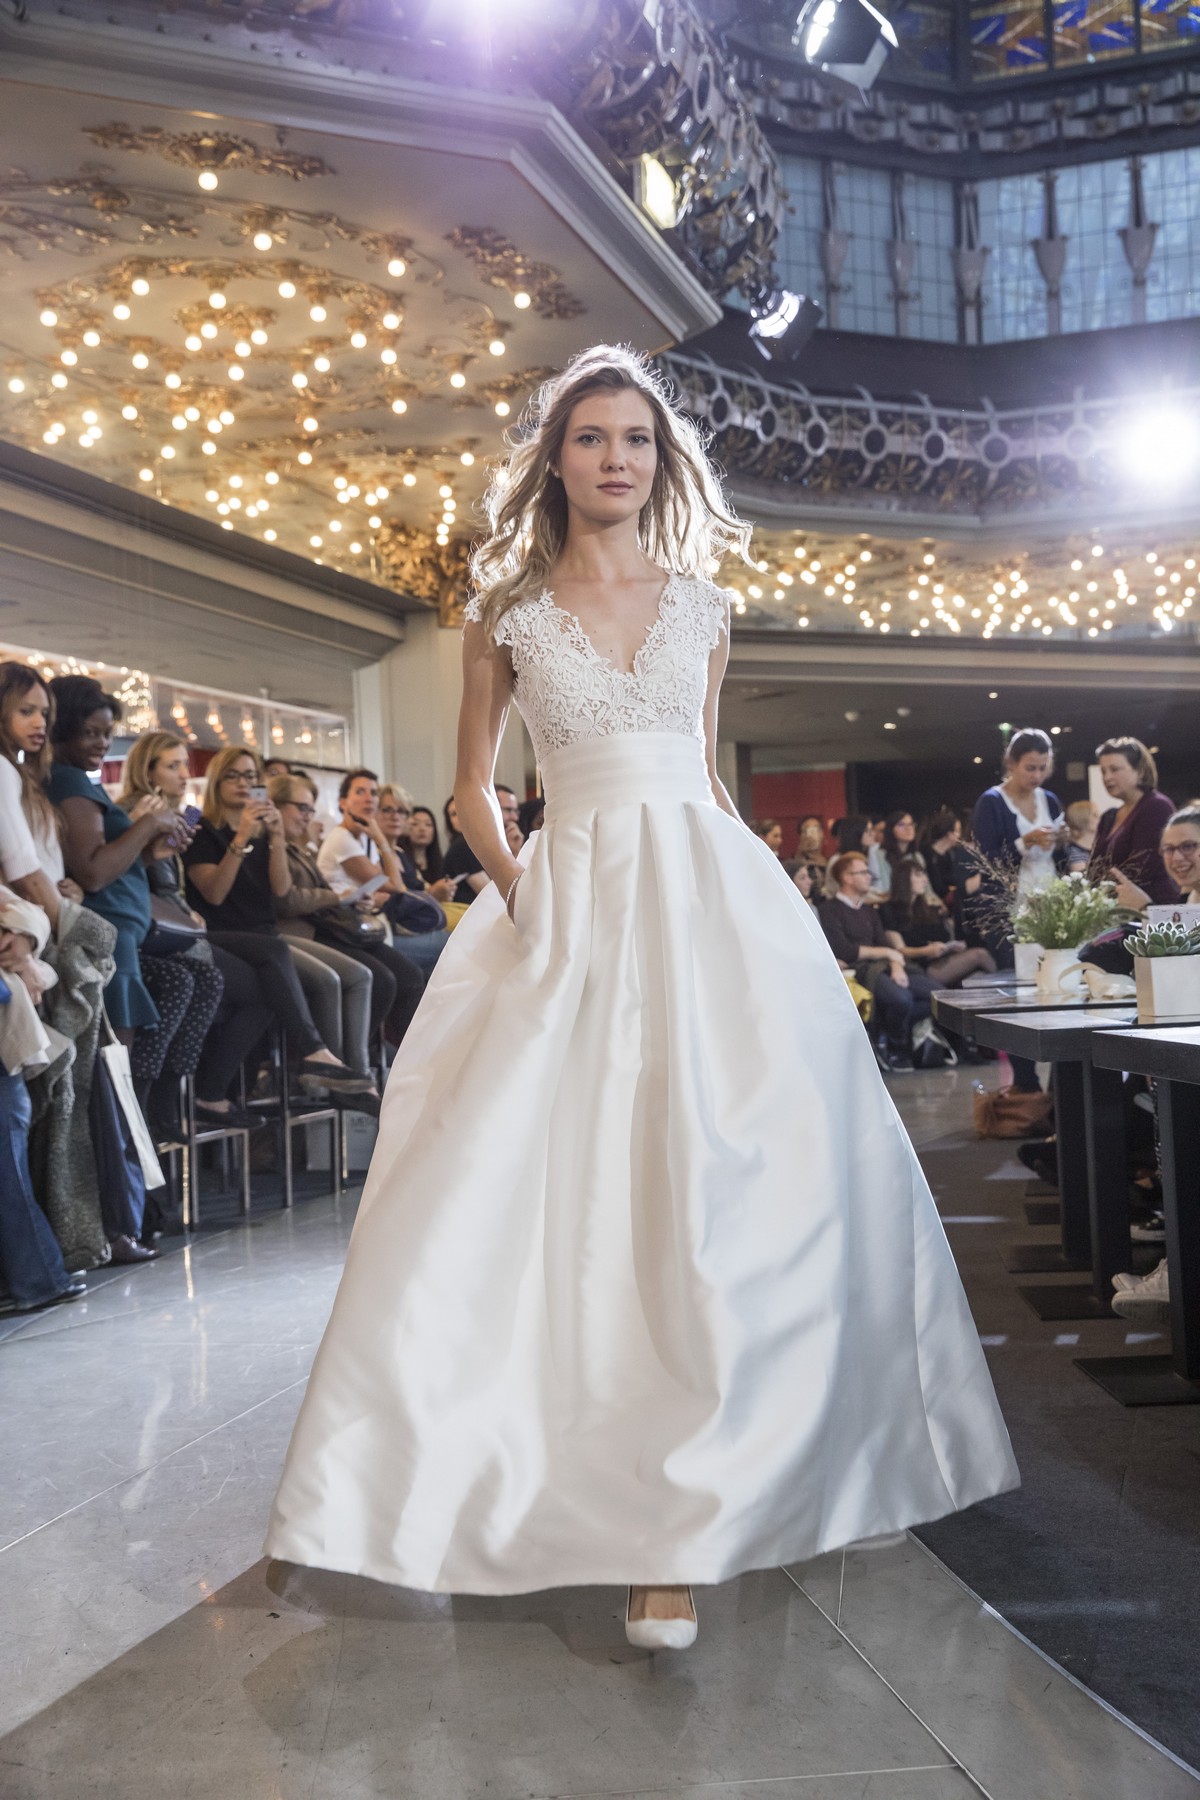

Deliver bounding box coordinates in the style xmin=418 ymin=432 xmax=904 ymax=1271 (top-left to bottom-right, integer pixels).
xmin=99 ymin=1013 xmax=166 ymax=1191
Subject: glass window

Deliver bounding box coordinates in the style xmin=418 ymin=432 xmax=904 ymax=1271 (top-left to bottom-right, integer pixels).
xmin=970 ymin=0 xmax=1049 ymax=78
xmin=1140 ymin=0 xmax=1200 ymax=53
xmin=1052 ymin=0 xmax=1136 ymax=64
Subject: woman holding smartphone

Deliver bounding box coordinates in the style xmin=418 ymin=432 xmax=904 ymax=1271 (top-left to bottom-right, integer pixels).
xmin=183 ymin=745 xmax=370 ymax=1096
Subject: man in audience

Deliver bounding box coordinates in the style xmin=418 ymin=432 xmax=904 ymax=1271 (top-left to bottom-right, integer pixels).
xmin=819 ymin=852 xmax=935 ymax=1072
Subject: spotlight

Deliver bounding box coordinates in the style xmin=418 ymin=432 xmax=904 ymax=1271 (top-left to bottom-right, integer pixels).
xmin=1118 ymin=406 xmax=1200 ymax=490
xmin=748 ymin=287 xmax=822 ymax=364
xmin=792 ymin=0 xmax=898 ymax=94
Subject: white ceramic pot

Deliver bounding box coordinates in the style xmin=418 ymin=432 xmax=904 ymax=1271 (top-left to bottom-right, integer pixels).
xmin=1013 ymin=941 xmax=1044 ymax=986
xmin=1136 ymin=953 xmax=1200 ymax=1023
xmin=1036 ymin=946 xmax=1087 ymax=1001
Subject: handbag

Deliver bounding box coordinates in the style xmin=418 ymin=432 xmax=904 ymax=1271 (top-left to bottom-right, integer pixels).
xmin=98 ymin=1011 xmax=166 ymax=1189
xmin=386 ymin=890 xmax=447 ymax=936
xmin=144 ymin=891 xmax=207 ymax=958
xmin=316 ymin=905 xmax=390 ymax=952
xmin=972 ymin=1083 xmax=1054 ymax=1140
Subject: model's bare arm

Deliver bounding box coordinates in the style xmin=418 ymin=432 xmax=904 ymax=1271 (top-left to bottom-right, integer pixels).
xmin=455 ymin=623 xmax=524 ymax=902
xmin=701 ymin=598 xmax=745 ymax=824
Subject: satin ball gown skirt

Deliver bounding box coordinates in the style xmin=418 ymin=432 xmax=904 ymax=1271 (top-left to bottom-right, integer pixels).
xmin=265 ymin=731 xmax=1018 ymax=1594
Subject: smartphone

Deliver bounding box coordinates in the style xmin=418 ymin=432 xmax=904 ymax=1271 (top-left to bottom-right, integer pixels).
xmin=249 ymin=785 xmax=267 ymax=804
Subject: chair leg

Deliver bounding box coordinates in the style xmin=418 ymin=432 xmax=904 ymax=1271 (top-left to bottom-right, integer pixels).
xmin=280 ymin=1025 xmax=294 ymax=1210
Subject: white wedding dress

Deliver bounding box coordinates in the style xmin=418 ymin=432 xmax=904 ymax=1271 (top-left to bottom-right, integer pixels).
xmin=264 ymin=573 xmax=1018 ymax=1594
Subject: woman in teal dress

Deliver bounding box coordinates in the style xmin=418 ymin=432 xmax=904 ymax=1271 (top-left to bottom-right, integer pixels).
xmin=48 ymin=677 xmax=181 ymax=1034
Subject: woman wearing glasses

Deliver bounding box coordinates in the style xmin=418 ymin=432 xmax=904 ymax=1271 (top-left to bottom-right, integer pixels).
xmin=183 ymin=746 xmax=370 ymax=1096
xmin=1113 ymin=803 xmax=1200 ymax=914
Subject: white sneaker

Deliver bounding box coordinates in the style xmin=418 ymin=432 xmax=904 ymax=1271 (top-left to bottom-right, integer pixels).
xmin=625 ymin=1586 xmax=698 ymax=1651
xmin=1111 ymin=1258 xmax=1169 ymax=1318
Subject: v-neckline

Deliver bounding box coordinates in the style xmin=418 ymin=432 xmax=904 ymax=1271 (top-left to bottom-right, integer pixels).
xmin=542 ymin=572 xmax=676 ymax=679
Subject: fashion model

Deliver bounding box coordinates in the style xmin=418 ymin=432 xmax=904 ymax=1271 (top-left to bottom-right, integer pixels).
xmin=264 ymin=345 xmax=1018 ymax=1650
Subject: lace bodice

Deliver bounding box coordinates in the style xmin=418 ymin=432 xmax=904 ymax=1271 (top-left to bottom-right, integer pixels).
xmin=462 ymin=574 xmax=729 ymax=766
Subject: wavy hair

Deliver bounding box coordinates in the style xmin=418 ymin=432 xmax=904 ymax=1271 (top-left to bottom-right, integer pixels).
xmin=116 ymin=730 xmax=186 ymax=814
xmin=468 ymin=344 xmax=751 ymax=639
xmin=201 ymin=744 xmax=263 ymax=827
xmin=0 ymin=661 xmax=59 ymax=841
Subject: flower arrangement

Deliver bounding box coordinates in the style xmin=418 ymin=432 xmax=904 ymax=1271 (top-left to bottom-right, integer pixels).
xmin=1010 ymin=872 xmax=1123 ymax=951
xmin=1128 ymin=919 xmax=1200 ymax=958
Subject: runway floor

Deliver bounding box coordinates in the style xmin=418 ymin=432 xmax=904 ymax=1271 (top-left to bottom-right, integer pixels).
xmin=2 ymin=1068 xmax=1197 ymax=1800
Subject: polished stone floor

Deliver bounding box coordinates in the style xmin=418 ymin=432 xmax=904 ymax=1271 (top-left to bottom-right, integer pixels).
xmin=3 ymin=1071 xmax=1198 ymax=1800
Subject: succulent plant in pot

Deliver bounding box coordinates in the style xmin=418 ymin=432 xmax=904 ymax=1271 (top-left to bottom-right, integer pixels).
xmin=1128 ymin=919 xmax=1200 ymax=1022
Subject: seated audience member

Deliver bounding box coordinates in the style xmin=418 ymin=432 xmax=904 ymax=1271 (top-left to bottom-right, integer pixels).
xmin=263 ymin=758 xmax=291 ymax=782
xmin=517 ymin=796 xmax=545 ymax=839
xmin=871 ymin=810 xmax=923 ymax=900
xmin=379 ymin=786 xmax=456 ymax=907
xmin=880 ymin=858 xmax=996 ymax=988
xmin=751 ymin=819 xmax=784 ymax=856
xmin=917 ymin=808 xmax=961 ymax=905
xmin=119 ymin=732 xmax=270 ymax=1135
xmin=1064 ymin=800 xmax=1099 ymax=871
xmin=784 ymin=859 xmax=819 ymax=912
xmin=273 ymin=773 xmax=423 ymax=1065
xmin=321 ymin=770 xmax=449 ymax=971
xmin=819 ymin=851 xmax=935 ymax=1072
xmin=442 ymin=792 xmax=489 ymax=906
xmin=795 ymin=815 xmax=828 ymax=886
xmin=183 ymin=745 xmax=370 ymax=1096
xmin=831 ymin=817 xmax=886 ymax=901
xmin=48 ymin=677 xmax=179 ymax=1038
xmin=0 ymin=1050 xmax=86 ymax=1315
xmin=1089 ymin=736 xmax=1177 ymax=905
xmin=497 ymin=784 xmax=524 ymax=855
xmin=0 ymin=662 xmax=82 ymax=924
xmin=1109 ymin=802 xmax=1200 ymax=914
xmin=0 ymin=890 xmax=58 ymax=1078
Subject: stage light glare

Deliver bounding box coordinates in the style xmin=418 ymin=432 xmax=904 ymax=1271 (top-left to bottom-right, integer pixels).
xmin=1120 ymin=406 xmax=1200 ymax=488
xmin=748 ymin=287 xmax=822 ymax=364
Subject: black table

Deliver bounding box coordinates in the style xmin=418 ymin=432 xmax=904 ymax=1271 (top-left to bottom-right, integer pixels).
xmin=1077 ymin=1025 xmax=1200 ymax=1406
xmin=969 ymin=1008 xmax=1141 ymax=1321
xmin=932 ymin=984 xmax=1131 ymax=1041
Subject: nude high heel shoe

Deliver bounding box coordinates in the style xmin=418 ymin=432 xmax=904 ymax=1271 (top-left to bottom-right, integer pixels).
xmin=625 ymin=1585 xmax=698 ymax=1651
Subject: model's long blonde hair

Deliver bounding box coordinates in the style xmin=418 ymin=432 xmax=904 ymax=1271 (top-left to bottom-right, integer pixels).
xmin=468 ymin=344 xmax=751 ymax=639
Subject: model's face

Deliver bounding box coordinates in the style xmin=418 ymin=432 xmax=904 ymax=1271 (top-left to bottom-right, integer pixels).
xmin=496 ymin=789 xmax=519 ymax=827
xmin=1009 ymin=751 xmax=1051 ymax=792
xmin=1099 ymin=753 xmax=1140 ymax=800
xmin=344 ymin=776 xmax=377 ymax=818
xmin=893 ymin=815 xmax=915 ymax=844
xmin=8 ymin=685 xmax=49 ymax=757
xmin=556 ymin=390 xmax=657 ymax=528
xmin=1162 ymin=823 xmax=1200 ymax=893
xmin=150 ymin=744 xmax=190 ymax=798
xmin=67 ymin=706 xmax=114 ymax=772
xmin=408 ymin=810 xmax=434 ymax=846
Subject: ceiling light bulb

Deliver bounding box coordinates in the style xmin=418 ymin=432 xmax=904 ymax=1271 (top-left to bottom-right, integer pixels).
xmin=494 ymin=400 xmax=510 ymax=416
xmin=402 ymin=471 xmax=416 ymax=486
xmin=39 ymin=308 xmax=58 ymax=327
xmin=292 ymin=372 xmax=307 ymax=388
xmin=438 ymin=483 xmax=453 ymax=498
xmin=7 ymin=377 xmax=25 ymax=394
xmin=489 ymin=339 xmax=505 ymax=356
xmin=376 ymin=485 xmax=389 ymax=498
xmin=350 ymin=540 xmax=362 ymax=553
xmin=380 ymin=348 xmax=397 ymax=365
xmin=391 ymin=397 xmax=407 ymax=414
xmin=369 ymin=514 xmax=382 ymax=528
xmin=201 ymin=440 xmax=216 ymax=454
xmin=112 ymin=302 xmax=131 ymax=321
xmin=198 ymin=171 xmax=219 ymax=191
xmin=138 ymin=466 xmax=154 ymax=481
xmin=130 ymin=351 xmax=148 ymax=369
xmin=185 ymin=405 xmax=200 ymax=421
xmin=172 ymin=414 xmax=187 ymax=430
xmin=313 ymin=355 xmax=330 ymax=372
xmin=450 ymin=371 xmax=466 ymax=389
xmin=200 ymin=322 xmax=219 ymax=341
xmin=250 ymin=329 xmax=268 ymax=346
xmin=302 ymin=415 xmax=318 ymax=432
xmin=278 ymin=281 xmax=296 ymax=299
xmin=350 ymin=331 xmax=367 ymax=349
xmin=264 ymin=528 xmax=277 ymax=541
xmin=228 ymin=474 xmax=243 ymax=489
xmin=228 ymin=365 xmax=244 ymax=380
xmin=121 ymin=403 xmax=138 ymax=420
xmin=297 ymin=449 xmax=312 ymax=464
xmin=51 ymin=372 xmax=68 ymax=388
xmin=209 ymin=291 xmax=226 ymax=309
xmin=235 ymin=341 xmax=252 ymax=357
xmin=82 ymin=330 xmax=100 ymax=346
xmin=513 ymin=291 xmax=531 ymax=309
xmin=310 ymin=535 xmax=323 ymax=548
xmin=184 ymin=334 xmax=203 ymax=353
xmin=387 ymin=256 xmax=406 ymax=277
xmin=309 ymin=304 xmax=327 ymax=323
xmin=265 ymin=470 xmax=279 ymax=485
xmin=161 ymin=444 xmax=175 ymax=459
xmin=460 ymin=451 xmax=475 ymax=466
xmin=380 ymin=312 xmax=400 ymax=332
xmin=329 ymin=519 xmax=342 ymax=532
xmin=131 ymin=278 xmax=150 ymax=296
xmin=164 ymin=371 xmax=182 ymax=388
xmin=253 ymin=230 xmax=273 ymax=252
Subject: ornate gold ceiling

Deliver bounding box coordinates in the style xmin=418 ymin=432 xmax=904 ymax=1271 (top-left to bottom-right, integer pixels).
xmin=727 ymin=525 xmax=1200 ymax=642
xmin=0 ymin=82 xmax=674 ymax=604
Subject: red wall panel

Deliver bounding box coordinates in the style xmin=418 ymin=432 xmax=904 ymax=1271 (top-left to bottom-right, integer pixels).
xmin=750 ymin=769 xmax=846 ymax=857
